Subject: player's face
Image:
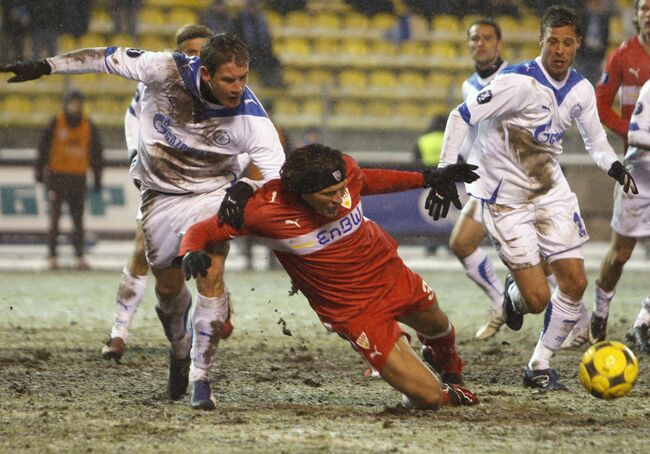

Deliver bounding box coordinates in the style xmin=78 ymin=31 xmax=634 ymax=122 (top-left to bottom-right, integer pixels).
xmin=467 ymin=24 xmax=501 ymax=69
xmin=200 ymin=61 xmax=249 ymax=108
xmin=637 ymin=0 xmax=650 ymax=38
xmin=177 ymin=37 xmax=208 ymax=57
xmin=539 ymin=25 xmax=581 ymax=81
xmin=302 ymin=180 xmax=348 ymax=219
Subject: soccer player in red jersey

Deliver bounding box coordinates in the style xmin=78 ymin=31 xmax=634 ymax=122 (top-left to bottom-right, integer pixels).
xmin=582 ymin=0 xmax=650 ymax=344
xmin=177 ymin=144 xmax=480 ymax=409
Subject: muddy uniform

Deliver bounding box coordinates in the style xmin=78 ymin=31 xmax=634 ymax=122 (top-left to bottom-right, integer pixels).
xmin=439 ymin=57 xmax=619 ymax=269
xmin=459 ymin=60 xmax=508 ymax=223
xmin=47 ymin=47 xmax=285 ymax=267
xmin=178 ymin=156 xmax=434 ymax=371
xmin=596 ymin=36 xmax=650 ymax=146
xmin=612 ymin=79 xmax=650 ymax=237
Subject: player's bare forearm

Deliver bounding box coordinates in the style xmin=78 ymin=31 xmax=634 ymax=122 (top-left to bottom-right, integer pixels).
xmin=179 ymin=215 xmax=236 ymax=256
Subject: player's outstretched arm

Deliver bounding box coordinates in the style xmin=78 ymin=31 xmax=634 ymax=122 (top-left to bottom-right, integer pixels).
xmin=0 ymin=60 xmax=51 ymax=83
xmin=422 ymin=163 xmax=479 ymax=221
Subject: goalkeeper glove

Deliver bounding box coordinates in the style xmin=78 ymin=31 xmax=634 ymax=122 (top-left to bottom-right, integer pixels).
xmin=181 ymin=251 xmax=212 ymax=280
xmin=217 ymin=181 xmax=254 ymax=229
xmin=1 ymin=60 xmax=51 ymax=83
xmin=608 ymin=161 xmax=638 ymax=194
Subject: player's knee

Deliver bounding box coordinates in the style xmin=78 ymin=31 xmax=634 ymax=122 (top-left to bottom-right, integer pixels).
xmin=404 ymin=388 xmax=442 ymax=410
xmin=449 ymin=237 xmax=471 ymax=258
xmin=525 ymin=287 xmax=552 ymax=314
xmin=559 ymin=274 xmax=588 ymax=300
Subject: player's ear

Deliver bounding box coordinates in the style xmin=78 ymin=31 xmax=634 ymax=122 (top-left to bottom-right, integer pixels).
xmin=199 ymin=66 xmax=211 ymax=83
xmin=575 ymin=35 xmax=582 ymax=50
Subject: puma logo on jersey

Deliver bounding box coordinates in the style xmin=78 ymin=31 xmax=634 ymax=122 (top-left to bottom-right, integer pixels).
xmin=629 ymin=67 xmax=641 ymax=78
xmin=285 ymin=219 xmax=301 ymax=228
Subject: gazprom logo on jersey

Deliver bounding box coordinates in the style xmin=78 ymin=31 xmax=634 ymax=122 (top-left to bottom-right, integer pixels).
xmin=316 ymin=205 xmax=363 ymax=245
xmin=153 ymin=112 xmax=196 ymax=152
xmin=533 ymin=121 xmax=564 ymax=144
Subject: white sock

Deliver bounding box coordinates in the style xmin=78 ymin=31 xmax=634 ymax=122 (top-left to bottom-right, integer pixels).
xmin=461 ymin=249 xmax=504 ymax=311
xmin=593 ymin=282 xmax=615 ymax=318
xmin=546 ymin=273 xmax=557 ymax=290
xmin=110 ymin=266 xmax=148 ymax=342
xmin=633 ymin=295 xmax=650 ymax=328
xmin=573 ymin=301 xmax=589 ymax=332
xmin=189 ymin=291 xmax=231 ymax=382
xmin=529 ymin=289 xmax=581 ymax=370
xmin=507 ymin=281 xmax=528 ymax=314
xmin=155 ymin=285 xmax=191 ymax=359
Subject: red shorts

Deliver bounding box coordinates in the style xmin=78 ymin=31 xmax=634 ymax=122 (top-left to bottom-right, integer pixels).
xmin=324 ymin=268 xmax=435 ymax=372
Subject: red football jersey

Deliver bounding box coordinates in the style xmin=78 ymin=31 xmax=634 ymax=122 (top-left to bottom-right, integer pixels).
xmin=180 ymin=155 xmax=426 ymax=323
xmin=596 ymin=36 xmax=650 ymax=145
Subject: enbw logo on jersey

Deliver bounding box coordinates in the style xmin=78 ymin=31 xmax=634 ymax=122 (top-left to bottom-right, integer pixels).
xmin=316 ymin=205 xmax=363 ymax=245
xmin=477 ymin=90 xmax=492 ymax=104
xmin=534 ymin=121 xmax=564 ymax=144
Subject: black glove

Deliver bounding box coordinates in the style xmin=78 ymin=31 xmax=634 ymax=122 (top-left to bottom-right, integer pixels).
xmin=217 ymin=181 xmax=254 ymax=229
xmin=181 ymin=251 xmax=212 ymax=280
xmin=424 ymin=183 xmax=463 ymax=221
xmin=422 ymin=163 xmax=479 ymax=189
xmin=608 ymin=161 xmax=638 ymax=194
xmin=1 ymin=60 xmax=51 ymax=83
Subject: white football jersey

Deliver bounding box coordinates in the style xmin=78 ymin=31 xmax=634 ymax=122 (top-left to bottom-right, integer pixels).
xmin=48 ymin=47 xmax=284 ymax=194
xmin=440 ymin=57 xmax=618 ymax=203
xmin=459 ymin=60 xmax=508 ymax=161
xmin=627 ymin=78 xmax=650 ymax=164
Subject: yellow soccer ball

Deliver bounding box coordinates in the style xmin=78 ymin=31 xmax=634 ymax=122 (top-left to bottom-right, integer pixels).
xmin=579 ymin=340 xmax=639 ymax=399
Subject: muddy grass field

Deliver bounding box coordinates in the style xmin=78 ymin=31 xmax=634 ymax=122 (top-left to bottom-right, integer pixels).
xmin=1 ymin=268 xmax=649 ymax=453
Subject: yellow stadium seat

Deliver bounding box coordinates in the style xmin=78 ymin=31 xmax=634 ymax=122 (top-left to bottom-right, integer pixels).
xmin=341 ymin=38 xmax=369 ymax=56
xmin=398 ymin=70 xmax=426 ymax=89
xmin=370 ymin=13 xmax=395 ymax=30
xmin=111 ymin=34 xmax=137 ymax=48
xmin=518 ymin=42 xmax=540 ymax=60
xmin=431 ymin=15 xmax=460 ymax=33
xmin=285 ymin=11 xmax=311 ymax=28
xmin=610 ymin=16 xmax=624 ymax=38
xmin=334 ymin=99 xmax=363 ymax=116
xmin=3 ymin=95 xmax=32 ymax=114
xmin=366 ymin=100 xmax=392 ymax=117
xmin=343 ymin=12 xmax=369 ymax=30
xmin=279 ymin=37 xmax=311 ymax=56
xmin=167 ymin=8 xmax=198 ymax=27
xmin=428 ymin=72 xmax=453 ymax=91
xmin=283 ymin=68 xmax=305 ymax=86
xmin=430 ymin=42 xmax=457 ymax=58
xmin=79 ymin=33 xmax=107 ymax=49
xmin=338 ymin=69 xmax=367 ymax=89
xmin=396 ymin=100 xmax=423 ymax=118
xmin=139 ymin=8 xmax=166 ymax=26
xmin=307 ymin=69 xmax=335 ymax=87
xmin=372 ymin=40 xmax=398 ymax=56
xmin=369 ymin=70 xmax=397 ymax=89
xmin=266 ymin=10 xmax=283 ymax=30
xmin=496 ymin=15 xmax=519 ymax=34
xmin=40 ymin=96 xmax=62 ymax=116
xmin=461 ymin=15 xmax=481 ymax=31
xmin=314 ymin=13 xmax=342 ymax=29
xmin=303 ymin=99 xmax=323 ymax=116
xmin=140 ymin=35 xmax=168 ymax=52
xmin=400 ymin=41 xmax=428 ymax=57
xmin=58 ymin=34 xmax=78 ymax=53
xmin=275 ymin=99 xmax=300 ymax=115
xmin=313 ymin=38 xmax=340 ymax=56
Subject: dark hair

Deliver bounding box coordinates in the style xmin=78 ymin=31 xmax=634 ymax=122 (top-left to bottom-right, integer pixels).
xmin=633 ymin=0 xmax=642 ymax=34
xmin=540 ymin=5 xmax=582 ymax=38
xmin=64 ymin=90 xmax=84 ymax=104
xmin=281 ymin=144 xmax=347 ymax=194
xmin=175 ymin=24 xmax=214 ymax=48
xmin=200 ymin=33 xmax=250 ymax=75
xmin=467 ymin=18 xmax=502 ymax=41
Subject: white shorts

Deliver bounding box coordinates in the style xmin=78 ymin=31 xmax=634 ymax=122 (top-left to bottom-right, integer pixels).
xmin=140 ymin=188 xmax=229 ymax=268
xmin=460 ymin=197 xmax=483 ymax=223
xmin=482 ymin=184 xmax=589 ymax=270
xmin=611 ymin=161 xmax=650 ymax=238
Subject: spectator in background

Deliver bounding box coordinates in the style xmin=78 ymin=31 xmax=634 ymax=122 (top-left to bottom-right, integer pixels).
xmin=28 ymin=1 xmax=62 ymax=60
xmin=62 ymin=0 xmax=93 ymax=42
xmin=235 ymin=0 xmax=284 ymax=87
xmin=574 ymin=0 xmax=613 ymax=86
xmin=0 ymin=1 xmax=30 ymax=64
xmin=345 ymin=0 xmax=394 ymax=16
xmin=266 ymin=0 xmax=307 ymax=15
xmin=414 ymin=114 xmax=447 ymax=167
xmin=406 ymin=1 xmax=454 ymax=30
xmin=113 ymin=0 xmax=141 ymax=40
xmin=296 ymin=125 xmax=322 ymax=148
xmin=201 ymin=0 xmax=237 ymax=35
xmin=36 ymin=91 xmax=103 ymax=270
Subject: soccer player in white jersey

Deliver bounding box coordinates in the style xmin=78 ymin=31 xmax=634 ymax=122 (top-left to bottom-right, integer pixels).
xmin=449 ymin=18 xmax=509 ymax=340
xmin=101 ymin=24 xmax=216 ymax=362
xmin=435 ymin=5 xmax=637 ymax=390
xmin=619 ymin=78 xmax=650 ymax=354
xmin=1 ymin=33 xmax=286 ymax=409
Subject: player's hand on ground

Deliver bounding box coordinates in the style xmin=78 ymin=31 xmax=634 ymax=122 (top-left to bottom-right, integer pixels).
xmin=424 ymin=183 xmax=462 ymax=221
xmin=422 ymin=163 xmax=479 ymax=188
xmin=181 ymin=251 xmax=211 ymax=280
xmin=608 ymin=161 xmax=638 ymax=194
xmin=442 ymin=383 xmax=479 ymax=406
xmin=0 ymin=60 xmax=51 ymax=82
xmin=217 ymin=181 xmax=254 ymax=229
